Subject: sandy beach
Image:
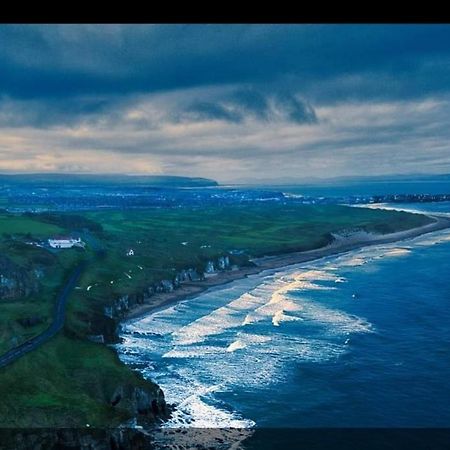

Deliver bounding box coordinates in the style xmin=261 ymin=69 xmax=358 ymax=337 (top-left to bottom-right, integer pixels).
xmin=125 ymin=214 xmax=450 ymax=321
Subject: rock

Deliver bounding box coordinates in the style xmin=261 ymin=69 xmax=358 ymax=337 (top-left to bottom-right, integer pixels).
xmin=217 ymin=256 xmax=230 ymax=270
xmin=1 ymin=428 xmax=154 ymax=450
xmin=173 ymin=273 xmax=182 ymax=288
xmin=178 ymin=269 xmax=189 ymax=282
xmin=135 ymin=292 xmax=145 ymax=304
xmin=0 ymin=256 xmax=39 ymax=300
xmin=135 ymin=388 xmax=152 ymax=415
xmin=187 ymin=268 xmax=203 ymax=282
xmin=160 ymin=279 xmax=174 ymax=293
xmin=33 ymin=268 xmax=45 ymax=279
xmin=87 ymin=334 xmax=105 ymax=344
xmin=110 ymin=386 xmax=124 ymax=407
xmin=117 ymin=295 xmax=130 ymax=312
xmin=109 ymin=384 xmax=168 ymax=420
xmin=205 ymin=261 xmax=215 ymax=274
xmin=104 ymin=306 xmax=114 ymax=318
xmin=135 ymin=385 xmax=167 ymax=418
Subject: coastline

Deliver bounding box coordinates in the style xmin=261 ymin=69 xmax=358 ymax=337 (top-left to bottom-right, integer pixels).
xmin=124 ymin=214 xmax=450 ymax=322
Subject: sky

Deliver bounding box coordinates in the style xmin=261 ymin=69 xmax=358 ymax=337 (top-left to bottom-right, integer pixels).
xmin=1 ymin=24 xmax=450 ymax=183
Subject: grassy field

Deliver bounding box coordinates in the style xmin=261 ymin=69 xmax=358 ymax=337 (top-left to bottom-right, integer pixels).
xmin=0 ymin=335 xmax=155 ymax=427
xmin=0 ymin=204 xmax=433 ymax=426
xmin=80 ymin=204 xmax=431 ymax=301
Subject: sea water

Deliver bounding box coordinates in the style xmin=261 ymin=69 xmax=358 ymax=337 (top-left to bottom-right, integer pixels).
xmin=117 ymin=202 xmax=450 ymax=430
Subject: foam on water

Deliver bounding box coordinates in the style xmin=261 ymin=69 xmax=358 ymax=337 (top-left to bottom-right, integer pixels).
xmin=226 ymin=340 xmax=247 ymax=352
xmin=272 ymin=310 xmax=300 ymax=326
xmin=339 ymin=256 xmax=367 ymax=267
xmin=383 ymin=247 xmax=411 ymax=256
xmin=118 ymin=268 xmax=376 ymax=428
xmin=171 ymin=305 xmax=246 ymax=345
xmin=117 ymin=222 xmax=450 ymax=428
xmin=161 ymin=383 xmax=255 ymax=429
xmin=163 ymin=345 xmax=226 ymax=359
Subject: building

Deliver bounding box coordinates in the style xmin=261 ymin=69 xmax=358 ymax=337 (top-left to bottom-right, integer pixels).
xmin=48 ymin=236 xmax=82 ymax=249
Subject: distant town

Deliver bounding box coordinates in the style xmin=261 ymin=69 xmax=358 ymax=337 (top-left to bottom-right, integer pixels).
xmin=1 ymin=179 xmax=450 ymax=213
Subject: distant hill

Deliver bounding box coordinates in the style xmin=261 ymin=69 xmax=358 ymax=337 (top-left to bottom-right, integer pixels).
xmin=234 ymin=173 xmax=450 ymax=186
xmin=0 ymin=174 xmax=218 ymax=188
xmin=309 ymin=173 xmax=450 ymax=185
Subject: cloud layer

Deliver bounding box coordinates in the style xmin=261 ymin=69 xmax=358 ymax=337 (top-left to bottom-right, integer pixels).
xmin=1 ymin=24 xmax=450 ymax=182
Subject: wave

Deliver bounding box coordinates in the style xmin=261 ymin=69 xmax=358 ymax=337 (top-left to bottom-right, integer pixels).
xmin=272 ymin=310 xmax=300 ymax=327
xmin=162 ymin=383 xmax=255 ymax=429
xmin=382 ymin=247 xmax=411 ymax=257
xmin=163 ymin=345 xmax=225 ymax=358
xmin=226 ymin=340 xmax=247 ymax=352
xmin=338 ymin=256 xmax=367 ymax=266
xmin=119 ymin=235 xmax=438 ymax=429
xmin=171 ymin=305 xmax=245 ymax=346
xmin=335 ymin=277 xmax=347 ymax=283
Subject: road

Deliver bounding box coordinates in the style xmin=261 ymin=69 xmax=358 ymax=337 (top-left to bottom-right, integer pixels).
xmin=0 ymin=262 xmax=86 ymax=369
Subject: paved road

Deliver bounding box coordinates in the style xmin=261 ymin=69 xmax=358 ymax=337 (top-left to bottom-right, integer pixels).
xmin=0 ymin=262 xmax=86 ymax=369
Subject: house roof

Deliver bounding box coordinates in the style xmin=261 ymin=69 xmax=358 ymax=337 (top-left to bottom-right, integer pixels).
xmin=49 ymin=236 xmax=75 ymax=241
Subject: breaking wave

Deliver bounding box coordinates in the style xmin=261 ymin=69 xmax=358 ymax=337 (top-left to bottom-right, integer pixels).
xmin=117 ymin=225 xmax=450 ymax=428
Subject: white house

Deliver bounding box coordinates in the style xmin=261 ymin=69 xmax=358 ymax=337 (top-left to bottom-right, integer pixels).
xmin=48 ymin=236 xmax=82 ymax=249
xmin=126 ymin=249 xmax=135 ymax=256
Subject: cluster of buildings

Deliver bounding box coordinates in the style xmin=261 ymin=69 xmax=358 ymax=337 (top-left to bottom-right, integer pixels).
xmin=48 ymin=236 xmax=83 ymax=249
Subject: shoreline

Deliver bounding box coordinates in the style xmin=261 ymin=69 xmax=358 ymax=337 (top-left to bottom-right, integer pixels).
xmin=124 ymin=214 xmax=450 ymax=322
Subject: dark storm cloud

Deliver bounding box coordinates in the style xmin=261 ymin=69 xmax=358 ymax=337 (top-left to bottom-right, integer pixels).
xmin=230 ymin=89 xmax=269 ymax=121
xmin=0 ymin=96 xmax=121 ymax=128
xmin=179 ymin=88 xmax=317 ymax=125
xmin=273 ymin=92 xmax=317 ymax=124
xmin=1 ymin=24 xmax=450 ymax=180
xmin=1 ymin=24 xmax=450 ymax=129
xmin=183 ymin=101 xmax=243 ymax=124
xmin=1 ymin=24 xmax=450 ymax=102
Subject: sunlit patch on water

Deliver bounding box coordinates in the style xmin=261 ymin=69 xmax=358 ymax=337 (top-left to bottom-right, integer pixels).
xmin=382 ymin=247 xmax=411 ymax=257
xmin=339 ymin=256 xmax=367 ymax=266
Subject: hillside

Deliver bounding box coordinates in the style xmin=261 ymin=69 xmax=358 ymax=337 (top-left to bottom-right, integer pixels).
xmin=0 ymin=173 xmax=218 ymax=188
xmin=0 ymin=204 xmax=434 ymax=427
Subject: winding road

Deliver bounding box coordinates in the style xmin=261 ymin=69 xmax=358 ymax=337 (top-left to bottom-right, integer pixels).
xmin=0 ymin=262 xmax=86 ymax=369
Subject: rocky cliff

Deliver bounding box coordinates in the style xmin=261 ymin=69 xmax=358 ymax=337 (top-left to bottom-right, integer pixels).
xmin=0 ymin=428 xmax=155 ymax=450
xmin=101 ymin=255 xmax=235 ymax=326
xmin=110 ymin=384 xmax=168 ymax=421
xmin=0 ymin=255 xmax=38 ymax=300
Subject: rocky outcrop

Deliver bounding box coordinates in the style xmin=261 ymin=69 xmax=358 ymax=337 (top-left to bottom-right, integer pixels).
xmin=205 ymin=260 xmax=215 ymax=274
xmin=217 ymin=256 xmax=230 ymax=270
xmin=102 ymin=256 xmax=235 ymax=322
xmin=160 ymin=279 xmax=174 ymax=293
xmin=205 ymin=256 xmax=231 ymax=274
xmin=0 ymin=256 xmax=39 ymax=300
xmin=0 ymin=428 xmax=154 ymax=450
xmin=186 ymin=268 xmax=203 ymax=282
xmin=109 ymin=384 xmax=168 ymax=421
xmin=67 ymin=255 xmax=238 ymax=447
xmin=87 ymin=334 xmax=105 ymax=344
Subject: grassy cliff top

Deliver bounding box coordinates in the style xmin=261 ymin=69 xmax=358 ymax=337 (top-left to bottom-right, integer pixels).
xmin=0 ymin=204 xmax=433 ymax=426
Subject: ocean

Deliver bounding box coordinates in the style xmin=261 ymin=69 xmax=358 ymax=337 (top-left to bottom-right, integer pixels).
xmin=116 ymin=201 xmax=450 ymax=434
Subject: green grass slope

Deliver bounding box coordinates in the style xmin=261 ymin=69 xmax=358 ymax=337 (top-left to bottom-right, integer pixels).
xmin=0 ymin=204 xmax=433 ymax=426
